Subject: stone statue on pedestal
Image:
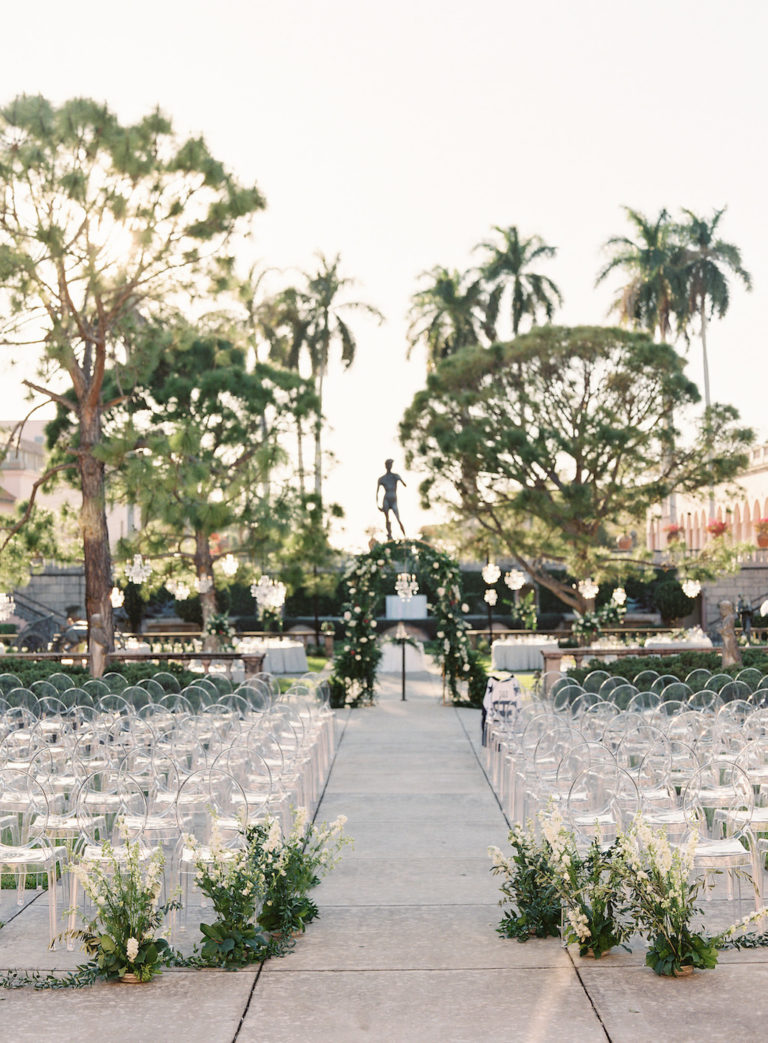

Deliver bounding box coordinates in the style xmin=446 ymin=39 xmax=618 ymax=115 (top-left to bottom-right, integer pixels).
xmin=718 ymin=599 xmax=742 ymax=667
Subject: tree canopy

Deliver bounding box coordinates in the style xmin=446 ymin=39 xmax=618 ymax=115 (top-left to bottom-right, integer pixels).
xmin=399 ymin=325 xmax=753 ymax=611
xmin=106 ymin=328 xmax=315 ymax=632
xmin=0 ymin=95 xmax=265 ymax=657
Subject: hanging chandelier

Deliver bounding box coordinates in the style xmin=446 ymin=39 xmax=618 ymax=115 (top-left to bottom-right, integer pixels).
xmin=577 ymin=578 xmax=600 ymax=600
xmin=166 ymin=577 xmax=191 ymax=601
xmin=109 ymin=586 xmax=125 ymax=608
xmin=395 ymin=572 xmax=419 ymax=602
xmin=220 ymin=553 xmax=238 ymax=577
xmin=125 ymin=554 xmax=152 ymax=584
xmin=196 ymin=575 xmax=214 ymax=594
xmin=681 ymin=578 xmax=701 ymax=599
xmin=251 ymin=576 xmax=287 ymax=612
xmin=484 ymin=588 xmax=498 ymax=607
xmin=0 ymin=592 xmax=15 ymax=621
xmin=481 ymin=560 xmax=501 ymax=585
xmin=504 ymin=569 xmax=526 ymax=591
xmin=611 ymin=587 xmax=627 ymax=605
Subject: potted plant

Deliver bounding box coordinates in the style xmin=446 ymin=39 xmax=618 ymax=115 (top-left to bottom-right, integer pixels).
xmin=706 ymin=519 xmax=728 ymax=538
xmin=755 ymin=518 xmax=768 ymax=548
xmin=664 ymin=524 xmax=685 ymax=544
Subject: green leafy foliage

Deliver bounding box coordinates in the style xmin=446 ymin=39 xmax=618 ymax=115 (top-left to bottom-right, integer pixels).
xmin=400 ymin=325 xmax=753 ymax=613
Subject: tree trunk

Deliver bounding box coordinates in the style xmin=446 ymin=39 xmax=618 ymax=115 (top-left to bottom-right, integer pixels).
xmin=79 ymin=404 xmax=114 ymax=677
xmin=296 ymin=413 xmax=306 ymax=496
xmin=194 ymin=530 xmax=219 ymax=650
xmin=700 ymin=296 xmax=715 ymax=521
xmin=313 ymin=367 xmax=324 ymax=500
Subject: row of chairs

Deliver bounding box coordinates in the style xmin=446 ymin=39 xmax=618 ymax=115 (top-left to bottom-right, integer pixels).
xmin=484 ymin=670 xmax=768 ymax=917
xmin=0 ymin=670 xmax=337 ymax=949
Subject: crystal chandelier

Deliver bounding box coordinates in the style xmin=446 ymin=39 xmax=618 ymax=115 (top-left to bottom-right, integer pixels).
xmin=395 ymin=572 xmax=419 ymax=602
xmin=196 ymin=575 xmax=213 ymax=594
xmin=251 ymin=576 xmax=287 ymax=612
xmin=611 ymin=587 xmax=627 ymax=605
xmin=681 ymin=578 xmax=701 ymax=598
xmin=166 ymin=577 xmax=191 ymax=601
xmin=0 ymin=592 xmax=15 ymax=621
xmin=125 ymin=554 xmax=152 ymax=584
xmin=110 ymin=586 xmax=125 ymax=608
xmin=481 ymin=560 xmax=501 ymax=585
xmin=577 ymin=578 xmax=600 ymax=600
xmin=504 ymin=569 xmax=526 ymax=591
xmin=220 ymin=553 xmax=238 ymax=577
xmin=484 ymin=588 xmax=498 ymax=607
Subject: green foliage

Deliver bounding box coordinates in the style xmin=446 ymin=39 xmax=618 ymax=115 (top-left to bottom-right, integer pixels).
xmin=652 ymin=579 xmax=695 ymax=624
xmin=334 ymin=539 xmax=472 ymax=705
xmin=63 ymin=842 xmax=178 ymax=983
xmin=565 ymin=649 xmax=768 ymax=688
xmin=490 ymin=825 xmax=561 ymax=941
xmin=0 ymin=95 xmax=265 ymax=642
xmin=400 ymin=325 xmax=753 ymax=612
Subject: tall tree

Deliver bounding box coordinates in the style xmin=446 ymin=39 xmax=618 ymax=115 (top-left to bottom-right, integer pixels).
xmin=674 ymin=207 xmax=752 ymax=411
xmin=476 ymin=225 xmax=563 ymax=339
xmin=596 ymin=208 xmax=679 ymax=341
xmin=277 ymin=254 xmax=382 ymax=501
xmin=108 ymin=329 xmax=314 ymax=637
xmin=407 ymin=266 xmax=488 ymax=369
xmin=0 ymin=95 xmax=264 ymax=665
xmin=400 ymin=326 xmax=752 ymax=613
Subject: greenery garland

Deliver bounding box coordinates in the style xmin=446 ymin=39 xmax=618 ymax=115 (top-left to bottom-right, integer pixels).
xmin=331 ymin=539 xmax=478 ymax=705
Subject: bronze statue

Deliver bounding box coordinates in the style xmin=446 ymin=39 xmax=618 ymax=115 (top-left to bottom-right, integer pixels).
xmin=376 ymin=458 xmax=406 ymax=540
xmin=718 ymin=599 xmax=742 ymax=667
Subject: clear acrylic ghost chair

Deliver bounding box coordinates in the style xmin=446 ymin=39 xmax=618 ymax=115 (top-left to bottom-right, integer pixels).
xmin=67 ymin=770 xmax=150 ymax=946
xmin=172 ymin=767 xmax=250 ymax=936
xmin=565 ymin=764 xmax=640 ymax=852
xmin=0 ymin=767 xmax=68 ymax=947
xmin=682 ymin=759 xmax=761 ymax=913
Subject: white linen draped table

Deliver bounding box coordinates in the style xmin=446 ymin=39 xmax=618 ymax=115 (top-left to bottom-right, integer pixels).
xmin=490 ymin=637 xmax=559 ymax=671
xmin=644 ymin=637 xmax=713 ymax=650
xmin=236 ymin=638 xmax=308 ymax=674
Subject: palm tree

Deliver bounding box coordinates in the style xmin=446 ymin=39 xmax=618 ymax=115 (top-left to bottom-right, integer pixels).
xmin=407 ymin=267 xmax=489 ymax=369
xmin=674 ymin=207 xmax=752 ymax=411
xmin=476 ymin=225 xmax=563 ymax=338
xmin=298 ymin=253 xmax=384 ymax=500
xmin=596 ymin=208 xmax=679 ymax=341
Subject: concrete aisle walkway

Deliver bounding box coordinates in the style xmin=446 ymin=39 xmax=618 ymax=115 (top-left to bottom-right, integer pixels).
xmin=239 ymin=674 xmax=604 ymax=1043
xmin=4 ymin=673 xmax=768 ymax=1042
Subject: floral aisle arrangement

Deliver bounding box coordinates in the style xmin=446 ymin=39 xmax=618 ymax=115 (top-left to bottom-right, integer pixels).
xmin=491 ymin=814 xmax=766 ymax=976
xmin=65 ymin=841 xmax=178 ymax=983
xmin=188 ymin=823 xmax=268 ymax=968
xmin=611 ymin=818 xmax=717 ymax=976
xmin=247 ymin=808 xmax=351 ymax=937
xmin=539 ymin=811 xmax=629 ymax=958
xmin=189 ymin=808 xmax=351 ymax=968
xmin=488 ymin=823 xmax=561 ymax=941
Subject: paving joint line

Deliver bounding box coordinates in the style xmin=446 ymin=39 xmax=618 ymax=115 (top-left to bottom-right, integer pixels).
xmin=231 ymin=963 xmax=264 ymax=1043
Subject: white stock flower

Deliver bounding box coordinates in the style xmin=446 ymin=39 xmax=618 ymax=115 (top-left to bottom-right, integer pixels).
xmin=126 ymin=937 xmax=139 ymax=962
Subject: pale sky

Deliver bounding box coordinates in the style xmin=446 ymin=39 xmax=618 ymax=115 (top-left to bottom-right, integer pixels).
xmin=1 ymin=0 xmax=766 ymax=551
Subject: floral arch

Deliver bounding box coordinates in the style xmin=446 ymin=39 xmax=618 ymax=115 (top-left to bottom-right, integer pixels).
xmin=331 ymin=539 xmax=476 ymax=706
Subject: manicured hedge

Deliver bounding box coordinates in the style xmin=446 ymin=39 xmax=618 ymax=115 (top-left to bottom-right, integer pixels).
xmin=565 ymin=648 xmax=768 ymax=686
xmin=0 ymin=658 xmax=201 ymax=689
